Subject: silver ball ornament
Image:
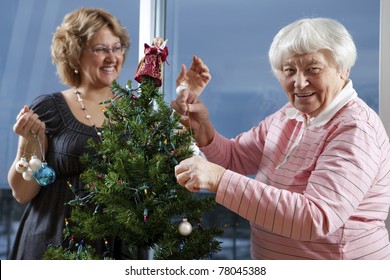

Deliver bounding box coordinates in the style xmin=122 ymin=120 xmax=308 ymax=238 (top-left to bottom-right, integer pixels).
xmin=22 ymin=168 xmax=35 ymax=181
xmin=28 ymin=155 xmax=42 ymax=172
xmin=176 ymin=82 xmax=187 ymax=95
xmin=178 ymin=218 xmax=193 ymax=236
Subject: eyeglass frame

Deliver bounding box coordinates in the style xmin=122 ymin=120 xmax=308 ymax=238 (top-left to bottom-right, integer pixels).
xmin=83 ymin=45 xmax=126 ymax=56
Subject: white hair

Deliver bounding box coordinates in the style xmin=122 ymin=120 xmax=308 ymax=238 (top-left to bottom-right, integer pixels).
xmin=268 ymin=18 xmax=357 ymax=76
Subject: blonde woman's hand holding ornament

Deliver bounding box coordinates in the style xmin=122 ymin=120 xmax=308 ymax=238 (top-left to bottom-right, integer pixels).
xmin=9 ymin=105 xmax=48 ymax=203
xmin=14 ymin=105 xmax=46 ymax=142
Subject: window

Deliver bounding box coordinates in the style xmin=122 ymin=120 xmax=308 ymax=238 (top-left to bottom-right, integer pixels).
xmin=162 ymin=0 xmax=380 ymax=259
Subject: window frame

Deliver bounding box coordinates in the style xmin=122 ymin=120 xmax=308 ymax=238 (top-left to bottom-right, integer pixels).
xmin=380 ymin=0 xmax=390 ymax=133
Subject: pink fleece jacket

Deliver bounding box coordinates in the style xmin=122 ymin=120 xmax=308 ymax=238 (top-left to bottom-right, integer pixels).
xmin=201 ymin=81 xmax=390 ymax=259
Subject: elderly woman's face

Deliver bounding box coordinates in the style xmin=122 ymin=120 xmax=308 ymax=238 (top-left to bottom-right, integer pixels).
xmin=278 ymin=50 xmax=347 ymax=117
xmin=79 ymin=27 xmax=124 ymax=90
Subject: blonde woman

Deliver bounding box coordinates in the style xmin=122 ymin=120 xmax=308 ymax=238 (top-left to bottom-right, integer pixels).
xmin=8 ymin=7 xmax=130 ymax=259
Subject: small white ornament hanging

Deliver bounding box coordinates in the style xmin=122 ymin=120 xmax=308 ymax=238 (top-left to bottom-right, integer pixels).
xmin=178 ymin=218 xmax=193 ymax=236
xmin=22 ymin=168 xmax=35 ymax=181
xmin=28 ymin=155 xmax=42 ymax=172
xmin=15 ymin=157 xmax=29 ymax=173
xmin=190 ymin=141 xmax=201 ymax=156
xmin=176 ymin=82 xmax=187 ymax=95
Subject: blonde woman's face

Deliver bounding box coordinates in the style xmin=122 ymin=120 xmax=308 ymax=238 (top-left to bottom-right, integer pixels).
xmin=78 ymin=27 xmax=124 ymax=90
xmin=277 ymin=50 xmax=348 ymax=117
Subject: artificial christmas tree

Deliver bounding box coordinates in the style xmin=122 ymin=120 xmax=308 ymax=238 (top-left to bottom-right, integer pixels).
xmin=44 ymin=38 xmax=223 ymax=260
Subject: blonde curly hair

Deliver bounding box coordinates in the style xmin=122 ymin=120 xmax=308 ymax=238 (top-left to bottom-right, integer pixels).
xmin=51 ymin=8 xmax=130 ymax=87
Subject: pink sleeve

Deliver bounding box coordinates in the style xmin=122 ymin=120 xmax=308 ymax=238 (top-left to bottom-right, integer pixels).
xmin=216 ymin=170 xmax=316 ymax=239
xmin=201 ymin=125 xmax=266 ymax=175
xmin=213 ymin=116 xmax=388 ymax=241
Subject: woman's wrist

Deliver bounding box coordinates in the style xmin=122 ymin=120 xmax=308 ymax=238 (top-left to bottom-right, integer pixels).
xmin=194 ymin=121 xmax=214 ymax=147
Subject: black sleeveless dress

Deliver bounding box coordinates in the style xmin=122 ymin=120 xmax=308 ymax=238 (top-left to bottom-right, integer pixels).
xmin=9 ymin=92 xmax=100 ymax=259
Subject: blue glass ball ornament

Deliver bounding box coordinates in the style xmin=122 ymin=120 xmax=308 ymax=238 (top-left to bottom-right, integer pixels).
xmin=34 ymin=162 xmax=56 ymax=187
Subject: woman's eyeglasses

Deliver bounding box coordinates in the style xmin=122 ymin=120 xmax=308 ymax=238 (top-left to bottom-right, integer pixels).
xmin=84 ymin=45 xmax=126 ymax=56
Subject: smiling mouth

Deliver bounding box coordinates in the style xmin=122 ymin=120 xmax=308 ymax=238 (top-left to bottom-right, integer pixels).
xmin=101 ymin=66 xmax=115 ymax=73
xmin=295 ymin=92 xmax=314 ymax=98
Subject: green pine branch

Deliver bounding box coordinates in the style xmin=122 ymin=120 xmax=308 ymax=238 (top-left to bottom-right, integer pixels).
xmin=44 ymin=76 xmax=223 ymax=260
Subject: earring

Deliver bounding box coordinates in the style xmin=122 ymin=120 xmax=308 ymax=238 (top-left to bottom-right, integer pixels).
xmin=74 ymin=69 xmax=79 ymax=74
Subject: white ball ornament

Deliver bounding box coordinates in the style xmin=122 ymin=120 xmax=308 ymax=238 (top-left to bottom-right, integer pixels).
xmin=28 ymin=155 xmax=42 ymax=172
xmin=178 ymin=218 xmax=193 ymax=236
xmin=190 ymin=142 xmax=201 ymax=156
xmin=15 ymin=157 xmax=29 ymax=173
xmin=175 ymin=82 xmax=187 ymax=95
xmin=22 ymin=168 xmax=35 ymax=181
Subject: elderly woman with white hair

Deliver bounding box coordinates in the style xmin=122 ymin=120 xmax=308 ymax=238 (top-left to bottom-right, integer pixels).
xmin=172 ymin=18 xmax=390 ymax=259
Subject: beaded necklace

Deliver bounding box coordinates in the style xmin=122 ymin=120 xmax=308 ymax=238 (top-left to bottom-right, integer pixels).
xmin=74 ymin=89 xmax=111 ymax=138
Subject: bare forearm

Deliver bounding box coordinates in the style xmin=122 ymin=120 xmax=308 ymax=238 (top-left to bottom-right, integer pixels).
xmin=193 ymin=120 xmax=215 ymax=147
